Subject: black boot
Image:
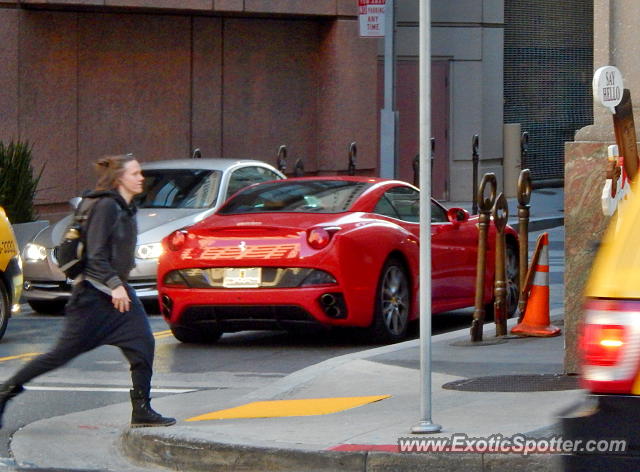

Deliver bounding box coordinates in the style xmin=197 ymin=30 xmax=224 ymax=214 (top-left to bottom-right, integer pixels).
xmin=130 ymin=388 xmax=175 ymax=428
xmin=0 ymin=383 xmax=24 ymax=428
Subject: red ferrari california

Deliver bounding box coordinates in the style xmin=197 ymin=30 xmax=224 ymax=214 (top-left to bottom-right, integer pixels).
xmin=158 ymin=177 xmax=518 ymax=344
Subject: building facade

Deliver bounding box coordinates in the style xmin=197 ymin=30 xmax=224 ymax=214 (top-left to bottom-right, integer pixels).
xmin=0 ymin=0 xmax=592 ymax=216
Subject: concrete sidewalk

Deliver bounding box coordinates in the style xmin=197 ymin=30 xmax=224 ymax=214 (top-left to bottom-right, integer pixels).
xmin=116 ymin=310 xmax=578 ymax=472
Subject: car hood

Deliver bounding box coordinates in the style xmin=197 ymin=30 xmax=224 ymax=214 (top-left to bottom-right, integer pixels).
xmin=30 ymin=207 xmax=214 ymax=248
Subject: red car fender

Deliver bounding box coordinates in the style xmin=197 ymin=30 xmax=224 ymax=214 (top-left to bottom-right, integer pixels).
xmin=329 ymin=219 xmax=419 ymax=328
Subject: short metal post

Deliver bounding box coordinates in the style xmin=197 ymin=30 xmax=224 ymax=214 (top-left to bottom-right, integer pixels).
xmin=348 ymin=142 xmax=357 ymax=176
xmin=492 ymin=193 xmax=509 ymax=336
xmin=521 ymin=132 xmax=529 ymax=170
xmin=431 ymin=137 xmax=435 ymax=178
xmin=472 ymin=134 xmax=480 ymax=214
xmin=277 ymin=145 xmax=287 ymax=174
xmin=294 ymin=158 xmax=304 ymax=177
xmin=516 ymin=169 xmax=532 ymax=321
xmin=470 ymin=173 xmax=497 ymax=342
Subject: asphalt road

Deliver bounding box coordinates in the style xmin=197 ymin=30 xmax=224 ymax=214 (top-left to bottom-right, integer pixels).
xmin=0 ymin=307 xmax=474 ymax=470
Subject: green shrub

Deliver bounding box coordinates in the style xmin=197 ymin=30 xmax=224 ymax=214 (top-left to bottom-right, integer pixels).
xmin=0 ymin=140 xmax=44 ymax=223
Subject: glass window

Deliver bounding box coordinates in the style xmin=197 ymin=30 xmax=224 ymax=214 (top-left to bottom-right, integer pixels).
xmin=136 ymin=169 xmax=221 ymax=209
xmin=219 ymin=180 xmax=371 ymax=214
xmin=374 ymin=195 xmax=400 ymax=219
xmin=375 ymin=187 xmax=420 ymax=222
xmin=225 ymin=166 xmax=283 ymax=200
xmin=431 ymin=201 xmax=448 ymax=223
xmin=374 ymin=187 xmax=448 ymax=223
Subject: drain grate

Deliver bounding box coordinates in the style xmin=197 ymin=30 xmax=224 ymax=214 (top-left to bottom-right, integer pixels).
xmin=442 ymin=374 xmax=580 ymax=392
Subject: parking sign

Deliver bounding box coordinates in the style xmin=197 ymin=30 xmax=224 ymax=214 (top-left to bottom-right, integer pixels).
xmin=358 ymin=0 xmax=386 ymax=37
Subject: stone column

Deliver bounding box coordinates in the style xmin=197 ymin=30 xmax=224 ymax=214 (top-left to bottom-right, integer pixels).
xmin=565 ymin=0 xmax=640 ymax=373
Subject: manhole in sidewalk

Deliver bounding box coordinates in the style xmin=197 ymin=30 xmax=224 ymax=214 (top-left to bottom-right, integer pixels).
xmin=442 ymin=374 xmax=580 ymax=392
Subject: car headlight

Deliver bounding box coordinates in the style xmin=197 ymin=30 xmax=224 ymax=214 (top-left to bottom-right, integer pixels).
xmin=23 ymin=243 xmax=47 ymax=262
xmin=135 ymin=242 xmax=163 ymax=260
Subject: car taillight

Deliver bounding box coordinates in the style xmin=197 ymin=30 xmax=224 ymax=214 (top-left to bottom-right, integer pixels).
xmin=306 ymin=226 xmax=340 ymax=250
xmin=167 ymin=230 xmax=187 ymax=252
xmin=580 ymin=299 xmax=640 ymax=394
xmin=581 ymin=324 xmax=626 ymax=366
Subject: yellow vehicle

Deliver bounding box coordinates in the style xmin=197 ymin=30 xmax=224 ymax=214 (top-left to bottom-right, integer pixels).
xmin=562 ymin=178 xmax=640 ymax=470
xmin=0 ymin=206 xmax=22 ymax=339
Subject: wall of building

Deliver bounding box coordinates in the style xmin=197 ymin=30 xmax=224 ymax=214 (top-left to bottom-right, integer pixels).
xmin=387 ymin=0 xmax=505 ymax=201
xmin=0 ymin=2 xmax=377 ymax=218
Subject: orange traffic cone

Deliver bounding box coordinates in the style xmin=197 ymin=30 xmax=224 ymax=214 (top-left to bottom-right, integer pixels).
xmin=511 ymin=233 xmax=561 ymax=337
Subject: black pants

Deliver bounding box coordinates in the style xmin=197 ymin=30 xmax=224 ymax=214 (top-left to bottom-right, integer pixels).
xmin=9 ymin=282 xmax=155 ymax=392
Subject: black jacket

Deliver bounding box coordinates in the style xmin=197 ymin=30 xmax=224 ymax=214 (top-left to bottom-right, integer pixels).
xmin=83 ymin=190 xmax=137 ymax=290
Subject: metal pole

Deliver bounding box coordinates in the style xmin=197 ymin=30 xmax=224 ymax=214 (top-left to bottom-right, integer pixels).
xmin=516 ymin=169 xmax=531 ymax=322
xmin=380 ymin=0 xmax=398 ymax=179
xmin=470 ymin=173 xmax=497 ymax=342
xmin=411 ymin=0 xmax=441 ymax=435
xmin=472 ymin=134 xmax=480 ymax=214
xmin=492 ymin=193 xmax=509 ymax=336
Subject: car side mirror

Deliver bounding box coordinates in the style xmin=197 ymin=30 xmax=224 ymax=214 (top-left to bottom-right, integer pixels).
xmin=68 ymin=197 xmax=82 ymax=210
xmin=447 ymin=207 xmax=469 ymax=226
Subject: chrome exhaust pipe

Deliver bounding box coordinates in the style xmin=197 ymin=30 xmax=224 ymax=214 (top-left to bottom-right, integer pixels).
xmin=320 ymin=293 xmax=336 ymax=307
xmin=325 ymin=305 xmax=341 ymax=318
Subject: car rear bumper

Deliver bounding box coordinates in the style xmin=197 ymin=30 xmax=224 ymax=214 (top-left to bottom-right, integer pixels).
xmin=160 ymin=286 xmax=362 ymax=330
xmin=561 ymin=394 xmax=640 ymax=471
xmin=23 ymin=278 xmax=158 ymax=302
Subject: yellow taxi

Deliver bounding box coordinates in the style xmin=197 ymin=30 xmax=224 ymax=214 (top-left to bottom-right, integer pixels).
xmin=562 ymin=177 xmax=640 ymax=470
xmin=0 ymin=207 xmax=21 ymax=334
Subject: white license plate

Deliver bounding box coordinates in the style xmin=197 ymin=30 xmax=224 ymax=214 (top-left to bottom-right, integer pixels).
xmin=223 ymin=268 xmax=262 ymax=288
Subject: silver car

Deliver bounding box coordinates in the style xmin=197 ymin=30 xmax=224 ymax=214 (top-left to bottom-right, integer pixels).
xmin=22 ymin=158 xmax=285 ymax=314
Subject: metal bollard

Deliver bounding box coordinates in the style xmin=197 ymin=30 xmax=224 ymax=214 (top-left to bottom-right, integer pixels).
xmin=521 ymin=131 xmax=529 ymax=170
xmin=470 ymin=173 xmax=497 ymax=342
xmin=516 ymin=169 xmax=532 ymax=321
xmin=492 ymin=193 xmax=509 ymax=336
xmin=294 ymin=158 xmax=304 ymax=177
xmin=277 ymin=145 xmax=287 ymax=174
xmin=431 ymin=137 xmax=435 ymax=178
xmin=348 ymin=142 xmax=357 ymax=176
xmin=472 ymin=135 xmax=480 ymax=214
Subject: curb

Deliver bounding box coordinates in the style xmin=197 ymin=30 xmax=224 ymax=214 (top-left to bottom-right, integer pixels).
xmin=120 ymin=309 xmax=566 ymax=472
xmin=122 ymin=429 xmax=563 ymax=472
xmin=509 ymin=216 xmax=564 ymax=233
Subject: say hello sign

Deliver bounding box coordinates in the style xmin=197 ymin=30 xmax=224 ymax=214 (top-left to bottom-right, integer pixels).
xmin=593 ymin=66 xmax=624 ymax=113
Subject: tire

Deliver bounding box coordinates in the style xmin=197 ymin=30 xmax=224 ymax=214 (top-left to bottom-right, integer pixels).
xmin=0 ymin=280 xmax=10 ymax=341
xmin=367 ymin=257 xmax=411 ymax=344
xmin=504 ymin=241 xmax=520 ymax=319
xmin=170 ymin=325 xmax=223 ymax=344
xmin=27 ymin=300 xmax=67 ymax=315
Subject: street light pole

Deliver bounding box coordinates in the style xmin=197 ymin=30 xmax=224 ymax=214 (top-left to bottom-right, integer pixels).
xmin=411 ymin=0 xmax=441 ymax=435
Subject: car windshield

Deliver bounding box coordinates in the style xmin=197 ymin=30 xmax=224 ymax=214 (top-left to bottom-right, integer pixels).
xmin=136 ymin=169 xmax=222 ymax=209
xmin=218 ymin=180 xmax=372 ymax=214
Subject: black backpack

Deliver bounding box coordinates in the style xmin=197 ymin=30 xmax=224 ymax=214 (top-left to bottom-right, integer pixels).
xmin=55 ymin=197 xmax=100 ymax=279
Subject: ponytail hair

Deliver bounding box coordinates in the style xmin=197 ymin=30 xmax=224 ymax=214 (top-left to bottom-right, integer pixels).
xmin=94 ymin=154 xmax=136 ymax=191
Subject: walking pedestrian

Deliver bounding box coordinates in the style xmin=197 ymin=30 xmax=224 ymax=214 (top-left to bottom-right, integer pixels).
xmin=0 ymin=154 xmax=175 ymax=428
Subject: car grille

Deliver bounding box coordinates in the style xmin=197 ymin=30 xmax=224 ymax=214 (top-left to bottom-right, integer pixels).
xmin=179 ymin=305 xmax=318 ymax=331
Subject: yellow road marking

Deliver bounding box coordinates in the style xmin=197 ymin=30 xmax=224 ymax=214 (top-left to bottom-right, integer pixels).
xmin=153 ymin=330 xmax=172 ymax=336
xmin=0 ymin=352 xmax=40 ymax=363
xmin=186 ymin=395 xmax=391 ymax=422
xmin=154 ymin=333 xmax=174 ymax=340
